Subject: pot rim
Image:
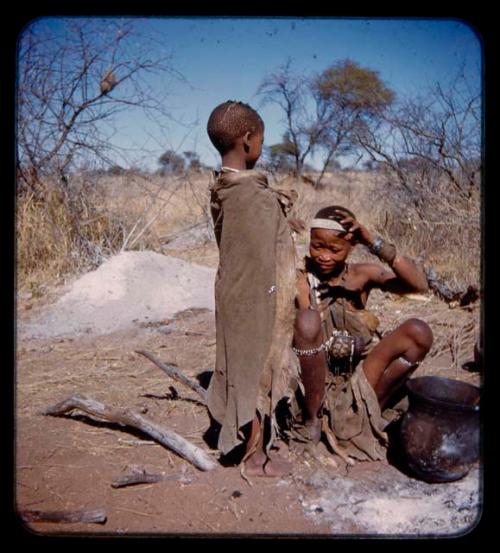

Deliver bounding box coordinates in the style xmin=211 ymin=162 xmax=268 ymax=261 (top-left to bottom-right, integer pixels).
xmin=406 ymin=376 xmax=480 ymax=413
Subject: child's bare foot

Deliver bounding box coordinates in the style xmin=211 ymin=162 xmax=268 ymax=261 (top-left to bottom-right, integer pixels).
xmin=243 ymin=453 xmax=293 ymax=477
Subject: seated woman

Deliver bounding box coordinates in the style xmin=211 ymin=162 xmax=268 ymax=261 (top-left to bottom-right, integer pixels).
xmin=292 ymin=205 xmax=433 ymax=462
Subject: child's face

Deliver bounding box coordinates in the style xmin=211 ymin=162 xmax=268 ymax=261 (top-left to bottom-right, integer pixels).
xmin=309 ymin=228 xmax=352 ymax=275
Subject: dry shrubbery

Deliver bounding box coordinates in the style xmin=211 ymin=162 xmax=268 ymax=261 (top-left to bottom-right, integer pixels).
xmin=16 ymin=172 xmax=211 ymax=291
xmin=17 ymin=184 xmax=122 ymax=290
xmin=16 ymin=168 xmax=481 ymax=295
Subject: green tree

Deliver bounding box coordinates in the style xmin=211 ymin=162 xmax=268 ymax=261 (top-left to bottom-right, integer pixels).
xmin=312 ymin=59 xmax=395 ymax=186
xmin=258 ymin=58 xmax=395 ymax=187
xmin=314 ymin=59 xmax=394 ymax=113
xmin=263 ymin=140 xmax=297 ymax=174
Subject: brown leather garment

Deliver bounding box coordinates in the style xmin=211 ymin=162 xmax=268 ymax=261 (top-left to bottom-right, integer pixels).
xmin=207 ymin=170 xmax=299 ymax=455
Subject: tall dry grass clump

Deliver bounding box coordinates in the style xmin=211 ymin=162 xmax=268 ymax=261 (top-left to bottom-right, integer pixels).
xmin=16 ymin=172 xmax=213 ymax=291
xmin=367 ymin=167 xmax=481 ymax=290
xmin=16 ymin=183 xmax=124 ymax=290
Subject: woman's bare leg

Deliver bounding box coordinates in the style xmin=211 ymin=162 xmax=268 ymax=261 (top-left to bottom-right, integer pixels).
xmin=362 ymin=319 xmax=433 ymax=409
xmin=293 ymin=309 xmax=328 ymax=443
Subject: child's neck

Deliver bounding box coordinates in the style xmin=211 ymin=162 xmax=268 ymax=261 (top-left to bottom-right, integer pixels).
xmin=309 ymin=258 xmax=348 ymax=282
xmin=221 ymin=150 xmax=251 ymax=171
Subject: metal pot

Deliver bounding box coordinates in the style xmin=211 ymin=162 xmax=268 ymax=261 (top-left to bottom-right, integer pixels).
xmin=399 ymin=376 xmax=480 ymax=483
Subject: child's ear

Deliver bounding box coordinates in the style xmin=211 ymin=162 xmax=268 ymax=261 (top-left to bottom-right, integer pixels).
xmin=243 ymin=131 xmax=251 ymax=153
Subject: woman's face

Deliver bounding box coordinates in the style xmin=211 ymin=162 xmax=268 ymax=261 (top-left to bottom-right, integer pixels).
xmin=309 ymin=228 xmax=352 ymax=276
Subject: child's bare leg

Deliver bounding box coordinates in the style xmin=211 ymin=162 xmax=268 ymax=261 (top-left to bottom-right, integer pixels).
xmin=362 ymin=318 xmax=433 ymax=409
xmin=244 ymin=415 xmax=292 ymax=477
xmin=293 ymin=309 xmax=327 ymax=443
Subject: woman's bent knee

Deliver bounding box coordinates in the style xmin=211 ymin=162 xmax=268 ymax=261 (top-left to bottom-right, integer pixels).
xmin=403 ymin=318 xmax=433 ymax=350
xmin=294 ymin=309 xmax=322 ymax=344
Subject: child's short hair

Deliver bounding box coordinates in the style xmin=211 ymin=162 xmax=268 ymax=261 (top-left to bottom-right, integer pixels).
xmin=315 ymin=205 xmax=356 ymax=222
xmin=207 ymin=100 xmax=264 ymax=155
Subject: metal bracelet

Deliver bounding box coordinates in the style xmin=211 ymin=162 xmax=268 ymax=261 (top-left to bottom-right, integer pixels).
xmin=370 ymin=237 xmax=384 ymax=255
xmin=292 ymin=329 xmax=353 ymax=358
xmin=292 ymin=343 xmax=326 ymax=357
xmin=398 ymin=356 xmax=420 ymax=369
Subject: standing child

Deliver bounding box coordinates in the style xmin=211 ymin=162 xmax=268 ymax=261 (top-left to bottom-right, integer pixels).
xmin=206 ymin=101 xmax=298 ymax=477
xmin=293 ymin=205 xmax=433 ymax=462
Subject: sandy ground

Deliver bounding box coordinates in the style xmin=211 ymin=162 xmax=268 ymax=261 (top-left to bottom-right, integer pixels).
xmin=15 ymin=247 xmax=482 ymax=538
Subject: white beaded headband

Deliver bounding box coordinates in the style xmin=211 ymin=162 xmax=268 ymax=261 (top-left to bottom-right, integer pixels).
xmin=310 ymin=218 xmax=346 ymax=232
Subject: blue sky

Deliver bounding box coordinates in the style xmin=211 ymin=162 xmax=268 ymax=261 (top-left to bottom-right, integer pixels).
xmin=27 ymin=17 xmax=482 ymax=171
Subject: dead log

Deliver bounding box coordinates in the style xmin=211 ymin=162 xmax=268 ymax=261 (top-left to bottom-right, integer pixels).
xmin=111 ymin=468 xmax=192 ymax=488
xmin=43 ymin=394 xmax=217 ymax=471
xmin=424 ymin=267 xmax=479 ymax=307
xmin=19 ymin=509 xmax=107 ymax=524
xmin=135 ymin=350 xmax=207 ymax=404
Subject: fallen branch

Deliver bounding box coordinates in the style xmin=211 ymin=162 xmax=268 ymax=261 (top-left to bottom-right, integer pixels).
xmin=19 ymin=509 xmax=107 ymax=524
xmin=424 ymin=267 xmax=479 ymax=307
xmin=111 ymin=467 xmax=192 ymax=488
xmin=43 ymin=394 xmax=217 ymax=471
xmin=135 ymin=350 xmax=207 ymax=404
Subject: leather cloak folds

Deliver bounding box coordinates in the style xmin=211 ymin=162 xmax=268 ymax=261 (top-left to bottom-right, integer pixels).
xmin=207 ymin=170 xmax=298 ymax=455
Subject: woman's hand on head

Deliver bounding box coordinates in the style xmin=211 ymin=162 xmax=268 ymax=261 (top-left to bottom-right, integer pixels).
xmin=340 ymin=216 xmax=373 ymax=246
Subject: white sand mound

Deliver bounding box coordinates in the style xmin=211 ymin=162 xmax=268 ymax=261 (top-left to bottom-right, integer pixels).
xmin=21 ymin=251 xmax=216 ymax=338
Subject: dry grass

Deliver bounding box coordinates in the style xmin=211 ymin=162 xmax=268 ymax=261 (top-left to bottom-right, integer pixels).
xmin=276 ymin=171 xmax=481 ymax=289
xmin=16 ymin=173 xmax=212 ymax=291
xmin=16 ymin=169 xmax=481 ymax=294
xmin=16 ymin=185 xmax=123 ymax=291
xmin=95 ymin=173 xmax=210 ymax=248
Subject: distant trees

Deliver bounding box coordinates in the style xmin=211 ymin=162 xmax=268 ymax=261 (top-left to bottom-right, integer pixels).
xmin=157 ymin=149 xmax=206 ymax=175
xmin=258 ymin=57 xmax=480 ymax=221
xmin=257 ymin=58 xmax=395 ymax=186
xmin=260 ymin=141 xmax=297 ymax=174
xmin=158 ymin=150 xmax=185 ymax=175
xmin=183 ymin=150 xmax=203 ymax=173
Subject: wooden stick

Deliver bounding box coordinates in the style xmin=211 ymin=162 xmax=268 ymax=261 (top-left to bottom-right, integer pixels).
xmin=424 ymin=266 xmax=479 ymax=306
xmin=43 ymin=394 xmax=217 ymax=471
xmin=111 ymin=468 xmax=191 ymax=488
xmin=19 ymin=509 xmax=107 ymax=524
xmin=135 ymin=350 xmax=207 ymax=404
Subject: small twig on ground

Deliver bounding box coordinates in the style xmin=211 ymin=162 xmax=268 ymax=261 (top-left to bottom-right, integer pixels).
xmin=114 ymin=507 xmax=154 ymax=518
xmin=135 ymin=350 xmax=207 ymax=404
xmin=42 ymin=394 xmax=217 ymax=471
xmin=19 ymin=509 xmax=107 ymax=524
xmin=117 ymin=438 xmax=158 ymax=446
xmin=111 ymin=467 xmax=191 ymax=488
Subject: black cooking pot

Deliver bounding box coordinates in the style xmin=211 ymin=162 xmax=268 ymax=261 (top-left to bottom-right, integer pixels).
xmin=399 ymin=376 xmax=480 ymax=483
